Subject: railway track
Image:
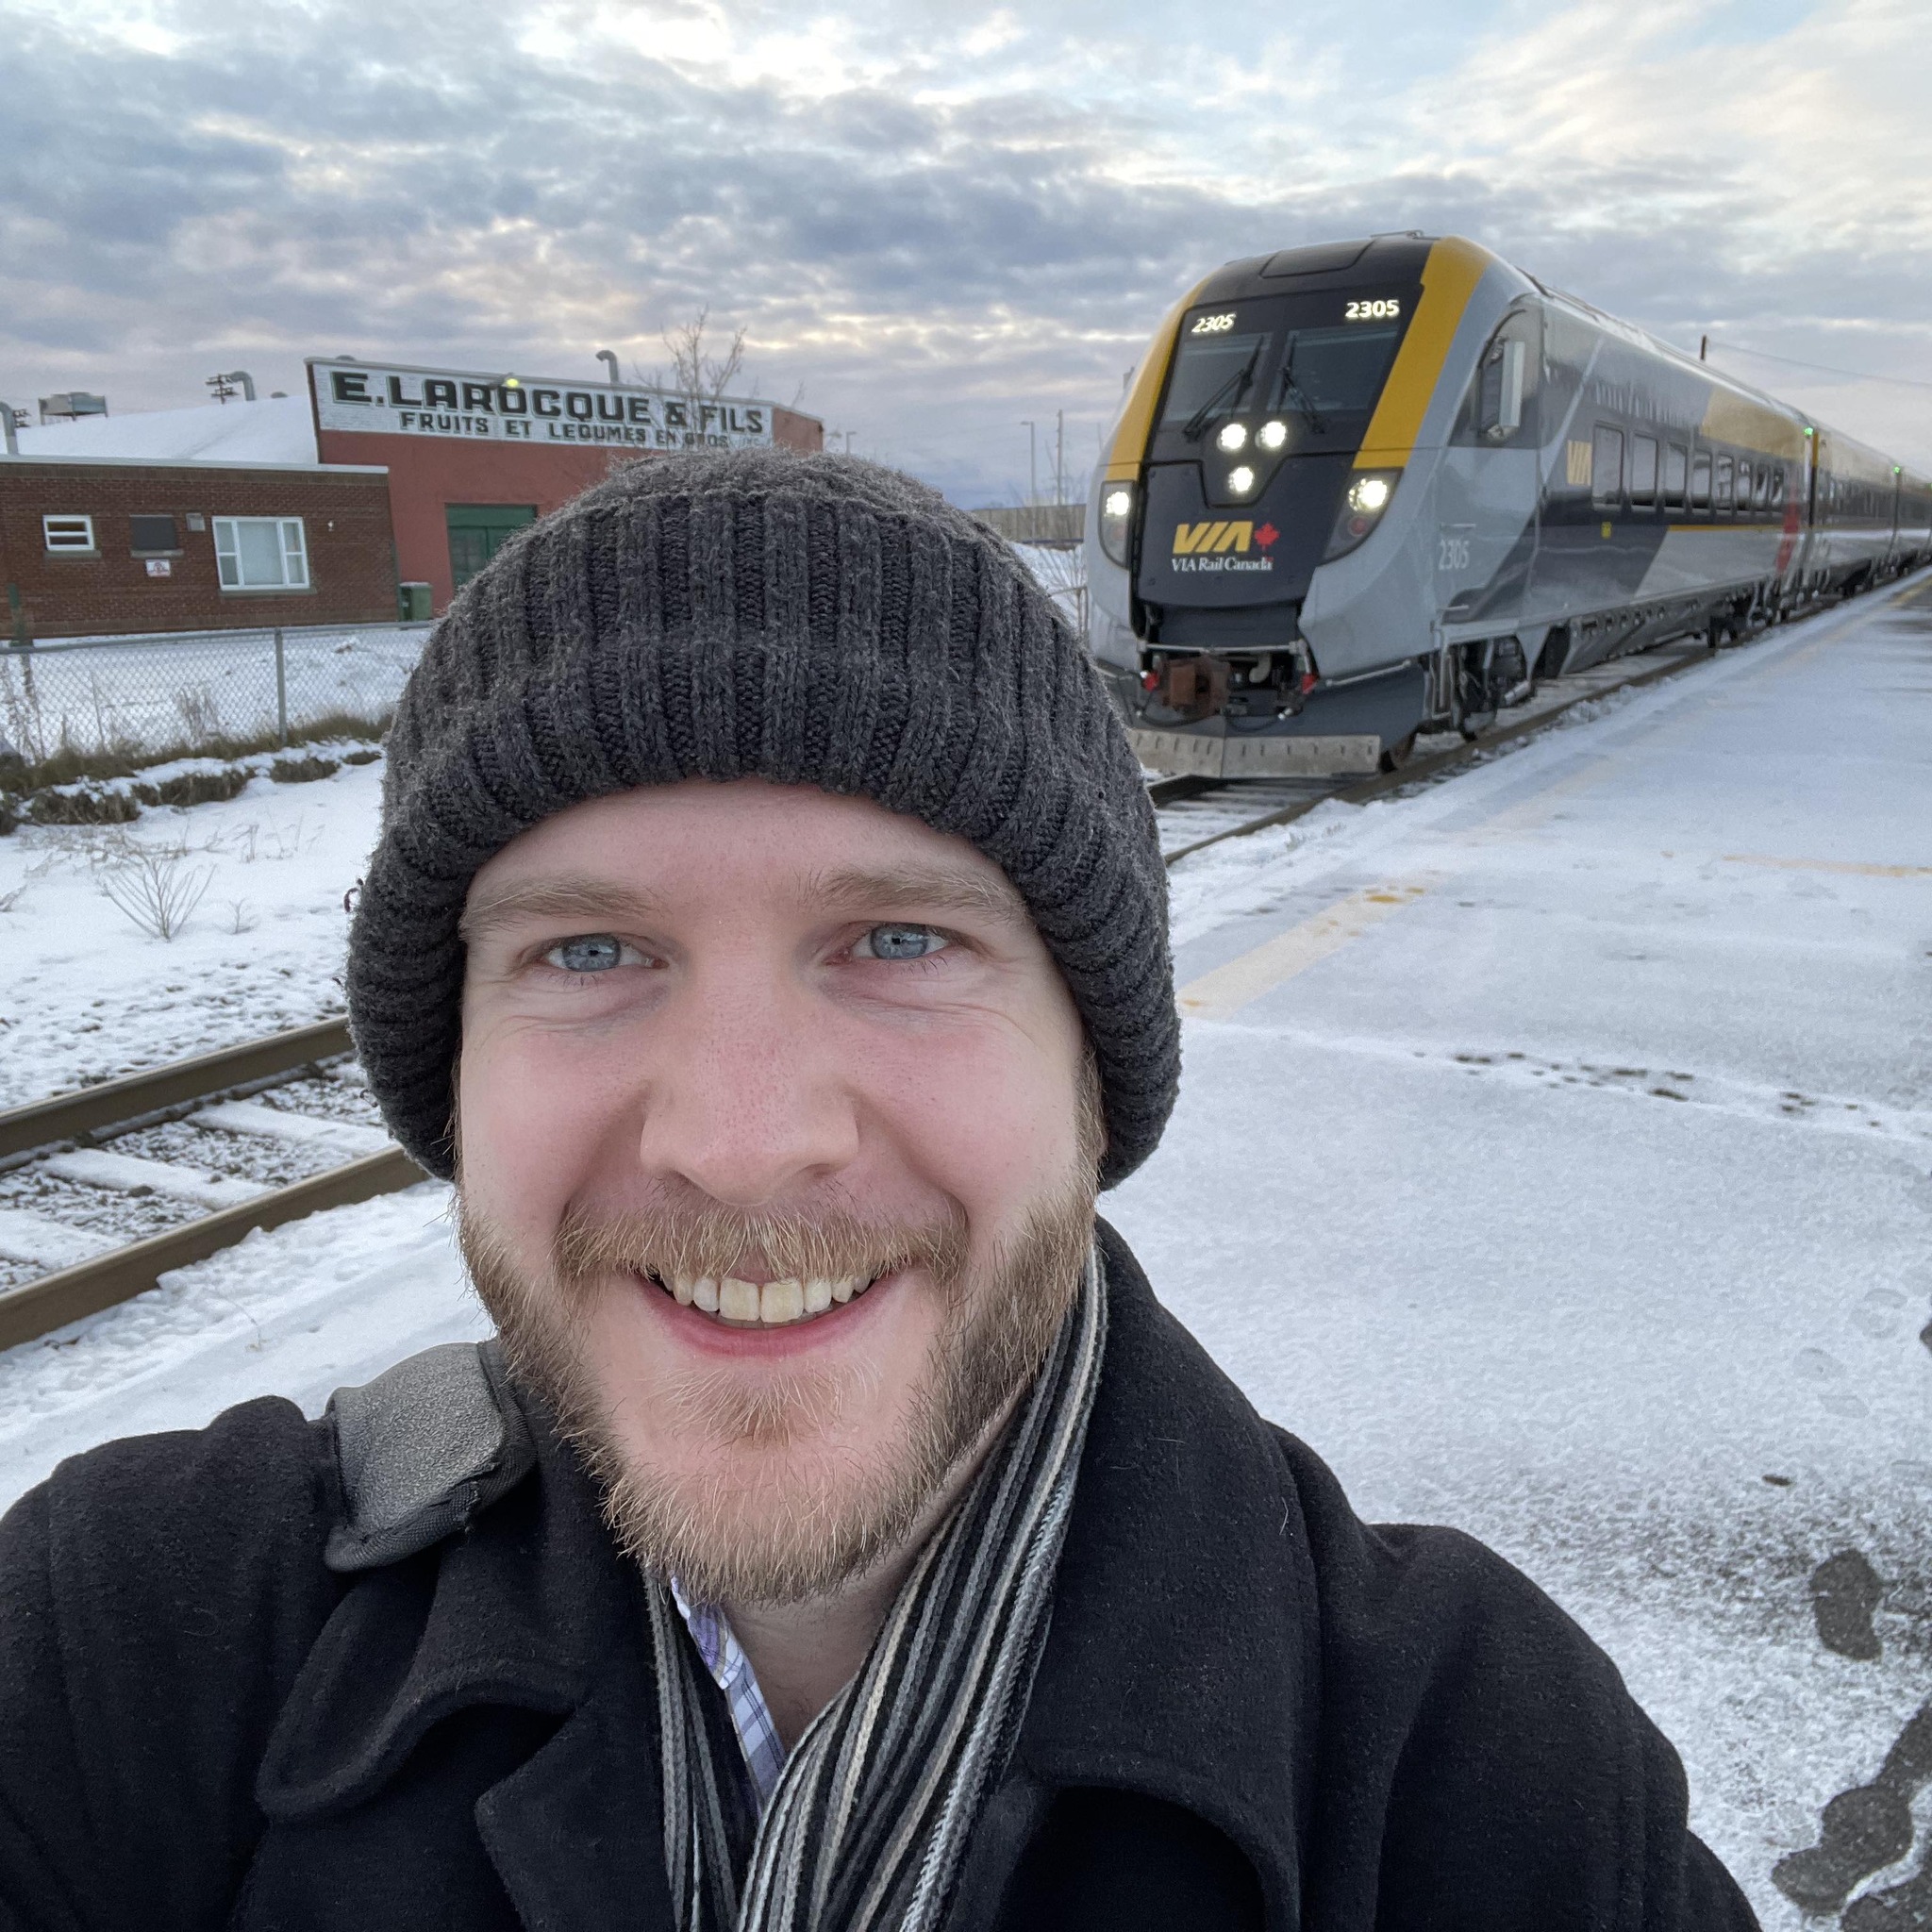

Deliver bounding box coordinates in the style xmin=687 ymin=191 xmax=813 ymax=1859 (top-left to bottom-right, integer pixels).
xmin=0 ymin=619 xmax=1806 ymax=1356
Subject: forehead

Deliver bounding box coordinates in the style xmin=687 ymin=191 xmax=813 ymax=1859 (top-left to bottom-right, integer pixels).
xmin=462 ymin=777 xmax=1026 ymax=924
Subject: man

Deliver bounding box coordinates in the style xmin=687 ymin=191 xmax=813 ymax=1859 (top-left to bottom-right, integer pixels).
xmin=0 ymin=451 xmax=1757 ymax=1930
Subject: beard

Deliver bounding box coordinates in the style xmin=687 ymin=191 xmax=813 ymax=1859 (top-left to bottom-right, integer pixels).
xmin=458 ymin=1172 xmax=1096 ymax=1607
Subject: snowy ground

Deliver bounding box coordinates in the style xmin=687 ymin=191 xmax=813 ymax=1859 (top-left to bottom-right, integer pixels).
xmin=0 ymin=753 xmax=381 ymax=1106
xmin=3 ymin=578 xmax=1930 ymax=1923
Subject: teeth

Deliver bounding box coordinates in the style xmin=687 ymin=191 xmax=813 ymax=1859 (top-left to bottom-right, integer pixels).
xmin=760 ymin=1278 xmax=805 ymax=1324
xmin=664 ymin=1271 xmax=877 ymax=1323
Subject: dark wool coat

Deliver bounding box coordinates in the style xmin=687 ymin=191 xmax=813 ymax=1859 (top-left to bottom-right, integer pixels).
xmin=0 ymin=1225 xmax=1758 ymax=1931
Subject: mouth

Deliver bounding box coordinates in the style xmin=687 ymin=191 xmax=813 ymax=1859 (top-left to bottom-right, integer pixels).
xmin=643 ymin=1270 xmax=882 ymax=1329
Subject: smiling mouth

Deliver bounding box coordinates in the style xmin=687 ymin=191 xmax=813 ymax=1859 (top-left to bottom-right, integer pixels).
xmin=645 ymin=1271 xmax=881 ymax=1328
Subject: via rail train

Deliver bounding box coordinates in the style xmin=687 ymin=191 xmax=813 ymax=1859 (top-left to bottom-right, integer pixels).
xmin=1085 ymin=234 xmax=1932 ymax=775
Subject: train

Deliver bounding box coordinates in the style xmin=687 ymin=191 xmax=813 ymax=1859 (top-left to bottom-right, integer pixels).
xmin=1084 ymin=233 xmax=1932 ymax=776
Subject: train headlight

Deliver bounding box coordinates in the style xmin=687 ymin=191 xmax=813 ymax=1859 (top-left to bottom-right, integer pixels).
xmin=1098 ymin=481 xmax=1138 ymax=568
xmin=1257 ymin=419 xmax=1289 ymax=451
xmin=1324 ymin=468 xmax=1400 ymax=560
xmin=1216 ymin=421 xmax=1248 ymax=453
xmin=1227 ymin=464 xmax=1257 ymax=496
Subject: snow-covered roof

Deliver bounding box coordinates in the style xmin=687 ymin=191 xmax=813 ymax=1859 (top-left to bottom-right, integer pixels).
xmin=9 ymin=395 xmax=318 ymax=466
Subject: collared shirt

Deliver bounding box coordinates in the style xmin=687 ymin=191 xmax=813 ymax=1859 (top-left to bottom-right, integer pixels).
xmin=668 ymin=1578 xmax=788 ymax=1807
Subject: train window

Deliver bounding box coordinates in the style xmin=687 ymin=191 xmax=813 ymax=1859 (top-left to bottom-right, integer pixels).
xmin=1630 ymin=435 xmax=1658 ymax=508
xmin=1664 ymin=443 xmax=1689 ymax=508
xmin=1735 ymin=460 xmax=1752 ymax=512
xmin=1267 ymin=324 xmax=1403 ymax=420
xmin=1770 ymin=467 xmax=1786 ymax=510
xmin=1690 ymin=452 xmax=1711 ymax=509
xmin=1753 ymin=465 xmax=1773 ymax=511
xmin=1715 ymin=456 xmax=1734 ymax=512
xmin=1159 ymin=324 xmax=1273 ymax=432
xmin=1591 ymin=425 xmax=1625 ymax=507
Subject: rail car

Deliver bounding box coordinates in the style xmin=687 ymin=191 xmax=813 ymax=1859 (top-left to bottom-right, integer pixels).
xmin=1086 ymin=234 xmax=1932 ymax=776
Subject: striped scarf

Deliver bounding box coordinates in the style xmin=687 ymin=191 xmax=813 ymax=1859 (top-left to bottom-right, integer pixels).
xmin=642 ymin=1246 xmax=1108 ymax=1932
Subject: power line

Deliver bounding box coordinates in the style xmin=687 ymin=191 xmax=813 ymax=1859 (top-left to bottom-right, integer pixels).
xmin=1705 ymin=339 xmax=1932 ymax=392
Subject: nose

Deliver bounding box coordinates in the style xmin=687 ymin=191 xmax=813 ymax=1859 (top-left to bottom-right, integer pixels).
xmin=632 ymin=958 xmax=862 ymax=1208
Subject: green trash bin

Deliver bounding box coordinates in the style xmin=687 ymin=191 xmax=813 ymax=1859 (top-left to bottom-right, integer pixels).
xmin=399 ymin=582 xmax=433 ymax=623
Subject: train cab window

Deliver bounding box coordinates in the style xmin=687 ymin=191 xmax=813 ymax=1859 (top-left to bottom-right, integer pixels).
xmin=1664 ymin=443 xmax=1689 ymax=508
xmin=1629 ymin=435 xmax=1658 ymax=508
xmin=1267 ymin=325 xmax=1404 ymax=421
xmin=1714 ymin=456 xmax=1734 ymax=513
xmin=1591 ymin=425 xmax=1624 ymax=508
xmin=1690 ymin=451 xmax=1711 ymax=510
xmin=1159 ymin=322 xmax=1273 ymax=432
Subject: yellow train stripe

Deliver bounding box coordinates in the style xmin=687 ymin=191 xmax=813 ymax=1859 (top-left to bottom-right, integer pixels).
xmin=1104 ymin=273 xmax=1219 ymax=484
xmin=1175 ymin=880 xmax=1431 ymax=1021
xmin=1357 ymin=236 xmax=1492 ymax=471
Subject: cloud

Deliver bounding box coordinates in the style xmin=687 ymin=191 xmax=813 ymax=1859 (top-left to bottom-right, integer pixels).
xmin=2 ymin=0 xmax=1929 ymax=496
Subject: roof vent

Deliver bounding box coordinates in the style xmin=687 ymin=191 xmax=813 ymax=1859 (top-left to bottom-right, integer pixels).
xmin=1259 ymin=240 xmax=1372 ymax=279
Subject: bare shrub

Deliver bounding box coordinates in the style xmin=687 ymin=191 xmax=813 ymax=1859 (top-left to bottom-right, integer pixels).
xmin=173 ymin=683 xmax=223 ymax=746
xmin=98 ymin=842 xmax=214 ymax=941
xmin=270 ymin=754 xmax=340 ymax=784
xmin=26 ymin=784 xmax=142 ymax=825
xmin=225 ymin=897 xmax=258 ymax=934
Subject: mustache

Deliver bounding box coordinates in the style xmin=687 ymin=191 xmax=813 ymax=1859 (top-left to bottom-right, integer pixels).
xmin=552 ymin=1193 xmax=971 ymax=1294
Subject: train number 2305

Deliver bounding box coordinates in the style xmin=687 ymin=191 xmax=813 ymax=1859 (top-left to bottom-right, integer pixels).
xmin=1345 ymin=299 xmax=1402 ymax=321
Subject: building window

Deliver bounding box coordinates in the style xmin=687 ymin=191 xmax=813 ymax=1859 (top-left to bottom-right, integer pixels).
xmin=1591 ymin=425 xmax=1625 ymax=507
xmin=214 ymin=516 xmax=309 ymax=590
xmin=43 ymin=513 xmax=96 ymax=555
xmin=1664 ymin=443 xmax=1689 ymax=508
xmin=1629 ymin=435 xmax=1659 ymax=508
xmin=1690 ymin=452 xmax=1711 ymax=510
xmin=129 ymin=513 xmax=180 ymax=556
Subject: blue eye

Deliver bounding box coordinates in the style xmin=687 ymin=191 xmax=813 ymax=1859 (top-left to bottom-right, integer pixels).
xmin=547 ymin=934 xmax=627 ymax=973
xmin=858 ymin=924 xmax=948 ymax=960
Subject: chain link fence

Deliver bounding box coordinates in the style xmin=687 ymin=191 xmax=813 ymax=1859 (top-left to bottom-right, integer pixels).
xmin=0 ymin=625 xmax=428 ymax=783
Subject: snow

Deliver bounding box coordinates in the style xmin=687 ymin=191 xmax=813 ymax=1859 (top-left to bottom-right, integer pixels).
xmin=0 ymin=756 xmax=384 ymax=1108
xmin=3 ymin=575 xmax=1931 ymax=1922
xmin=190 ymin=1097 xmax=391 ymax=1158
xmin=8 ymin=395 xmax=320 ymax=467
xmin=41 ymin=1148 xmax=268 ymax=1211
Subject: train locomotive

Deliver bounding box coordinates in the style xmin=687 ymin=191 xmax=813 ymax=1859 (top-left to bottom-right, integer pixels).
xmin=1085 ymin=233 xmax=1932 ymax=776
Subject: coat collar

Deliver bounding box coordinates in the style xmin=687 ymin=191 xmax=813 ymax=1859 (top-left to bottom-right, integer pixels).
xmin=258 ymin=1224 xmax=1315 ymax=1926
xmin=996 ymin=1220 xmax=1316 ymax=1925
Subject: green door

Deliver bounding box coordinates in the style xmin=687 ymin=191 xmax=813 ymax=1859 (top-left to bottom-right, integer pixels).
xmin=446 ymin=504 xmax=538 ymax=590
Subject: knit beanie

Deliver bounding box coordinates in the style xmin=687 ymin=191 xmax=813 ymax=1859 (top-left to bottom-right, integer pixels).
xmin=346 ymin=448 xmax=1178 ymax=1188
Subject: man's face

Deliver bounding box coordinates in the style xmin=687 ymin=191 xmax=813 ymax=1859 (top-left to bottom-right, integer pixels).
xmin=456 ymin=778 xmax=1097 ymax=1606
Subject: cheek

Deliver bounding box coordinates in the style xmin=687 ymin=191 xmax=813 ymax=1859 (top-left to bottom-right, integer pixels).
xmin=458 ymin=1016 xmax=629 ymax=1245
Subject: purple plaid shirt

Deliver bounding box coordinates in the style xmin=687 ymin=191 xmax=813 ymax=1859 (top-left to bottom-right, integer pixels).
xmin=668 ymin=1579 xmax=788 ymax=1807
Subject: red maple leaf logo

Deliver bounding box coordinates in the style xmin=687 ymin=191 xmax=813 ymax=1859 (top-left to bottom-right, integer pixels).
xmin=1254 ymin=522 xmax=1279 ymax=550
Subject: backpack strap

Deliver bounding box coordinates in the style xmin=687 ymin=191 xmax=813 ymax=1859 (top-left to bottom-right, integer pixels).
xmin=323 ymin=1340 xmax=536 ymax=1574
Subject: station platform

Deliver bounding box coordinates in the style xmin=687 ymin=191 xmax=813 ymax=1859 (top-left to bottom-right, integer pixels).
xmin=1112 ymin=574 xmax=1932 ymax=1924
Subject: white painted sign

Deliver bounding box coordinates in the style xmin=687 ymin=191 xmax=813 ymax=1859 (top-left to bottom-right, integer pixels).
xmin=307 ymin=358 xmax=776 ymax=452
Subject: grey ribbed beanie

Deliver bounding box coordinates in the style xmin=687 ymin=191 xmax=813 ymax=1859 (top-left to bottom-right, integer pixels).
xmin=346 ymin=448 xmax=1177 ymax=1188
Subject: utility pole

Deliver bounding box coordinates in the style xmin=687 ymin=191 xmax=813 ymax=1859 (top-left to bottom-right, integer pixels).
xmin=1022 ymin=421 xmax=1037 ymax=505
xmin=1699 ymin=335 xmax=1708 ymax=362
xmin=1055 ymin=408 xmax=1065 ymax=506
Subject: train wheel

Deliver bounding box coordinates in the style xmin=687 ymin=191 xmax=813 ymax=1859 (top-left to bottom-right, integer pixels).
xmin=1378 ymin=732 xmax=1417 ymax=774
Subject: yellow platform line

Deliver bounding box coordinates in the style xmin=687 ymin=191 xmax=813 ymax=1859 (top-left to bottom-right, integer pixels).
xmin=1721 ymin=854 xmax=1932 ymax=879
xmin=1176 ymin=881 xmax=1431 ymax=1022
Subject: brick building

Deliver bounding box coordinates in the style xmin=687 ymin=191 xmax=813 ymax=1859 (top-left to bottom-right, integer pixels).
xmin=307 ymin=358 xmax=823 ymax=611
xmin=0 ymin=457 xmax=397 ymax=642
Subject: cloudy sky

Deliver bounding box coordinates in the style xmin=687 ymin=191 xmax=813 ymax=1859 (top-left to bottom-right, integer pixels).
xmin=5 ymin=0 xmax=1929 ymax=502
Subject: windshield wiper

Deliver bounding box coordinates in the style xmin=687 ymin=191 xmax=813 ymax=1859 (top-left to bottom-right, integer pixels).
xmin=1181 ymin=345 xmax=1260 ymax=442
xmin=1277 ymin=340 xmax=1327 ymax=434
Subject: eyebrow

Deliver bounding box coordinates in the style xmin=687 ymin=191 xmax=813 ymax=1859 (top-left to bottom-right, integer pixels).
xmin=458 ymin=875 xmax=671 ymax=944
xmin=799 ymin=863 xmax=1029 ymax=926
